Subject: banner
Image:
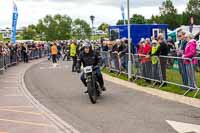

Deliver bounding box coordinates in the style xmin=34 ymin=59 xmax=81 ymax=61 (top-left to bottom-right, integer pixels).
xmin=120 ymin=0 xmax=126 ymax=25
xmin=11 ymin=0 xmax=18 ymax=44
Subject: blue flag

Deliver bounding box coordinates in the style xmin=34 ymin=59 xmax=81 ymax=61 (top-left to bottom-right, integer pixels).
xmin=120 ymin=0 xmax=126 ymax=25
xmin=11 ymin=1 xmax=18 ymax=44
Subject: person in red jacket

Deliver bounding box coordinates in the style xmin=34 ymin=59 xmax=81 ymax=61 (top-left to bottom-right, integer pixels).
xmin=139 ymin=38 xmax=152 ymax=82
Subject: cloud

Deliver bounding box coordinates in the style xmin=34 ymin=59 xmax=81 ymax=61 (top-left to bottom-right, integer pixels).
xmin=0 ymin=0 xmax=187 ymax=28
xmin=17 ymin=0 xmax=188 ymax=8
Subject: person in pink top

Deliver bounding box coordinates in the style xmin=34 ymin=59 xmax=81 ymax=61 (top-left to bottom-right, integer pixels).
xmin=182 ymin=33 xmax=197 ymax=89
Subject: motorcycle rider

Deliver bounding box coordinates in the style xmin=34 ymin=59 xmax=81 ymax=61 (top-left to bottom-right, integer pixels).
xmin=77 ymin=43 xmax=106 ymax=93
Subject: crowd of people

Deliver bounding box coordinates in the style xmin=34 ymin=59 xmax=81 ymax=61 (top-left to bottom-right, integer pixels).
xmin=46 ymin=32 xmax=199 ymax=90
xmin=100 ymin=32 xmax=199 ymax=89
xmin=0 ymin=41 xmax=48 ymax=68
xmin=1 ymin=30 xmax=198 ymax=90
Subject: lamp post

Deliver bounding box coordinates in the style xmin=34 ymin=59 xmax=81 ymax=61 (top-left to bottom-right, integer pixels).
xmin=90 ymin=15 xmax=95 ymax=40
xmin=127 ymin=0 xmax=132 ymax=80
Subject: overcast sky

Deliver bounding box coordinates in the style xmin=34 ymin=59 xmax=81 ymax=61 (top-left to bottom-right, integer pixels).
xmin=0 ymin=0 xmax=188 ymax=29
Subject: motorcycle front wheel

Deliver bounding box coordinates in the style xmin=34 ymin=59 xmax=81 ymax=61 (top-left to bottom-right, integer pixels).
xmin=87 ymin=82 xmax=97 ymax=104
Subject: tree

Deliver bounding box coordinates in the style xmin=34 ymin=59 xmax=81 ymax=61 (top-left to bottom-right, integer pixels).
xmin=98 ymin=23 xmax=109 ymax=33
xmin=20 ymin=25 xmax=37 ymax=40
xmin=185 ymin=0 xmax=200 ymax=24
xmin=159 ymin=0 xmax=179 ymax=29
xmin=130 ymin=14 xmax=146 ymax=24
xmin=36 ymin=14 xmax=72 ymax=41
xmin=72 ymin=19 xmax=92 ymax=40
xmin=116 ymin=20 xmax=128 ymax=25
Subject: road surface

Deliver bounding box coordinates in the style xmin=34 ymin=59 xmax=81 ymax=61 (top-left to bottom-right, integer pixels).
xmin=24 ymin=60 xmax=200 ymax=133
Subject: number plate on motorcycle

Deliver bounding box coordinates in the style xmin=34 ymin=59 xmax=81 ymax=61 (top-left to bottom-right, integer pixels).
xmin=84 ymin=66 xmax=92 ymax=73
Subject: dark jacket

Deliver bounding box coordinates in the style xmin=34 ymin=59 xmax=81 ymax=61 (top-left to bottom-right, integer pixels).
xmin=152 ymin=42 xmax=169 ymax=56
xmin=178 ymin=40 xmax=187 ymax=51
xmin=78 ymin=51 xmax=99 ymax=67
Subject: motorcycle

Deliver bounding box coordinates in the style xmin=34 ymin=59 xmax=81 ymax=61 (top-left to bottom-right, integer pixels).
xmin=83 ymin=66 xmax=102 ymax=104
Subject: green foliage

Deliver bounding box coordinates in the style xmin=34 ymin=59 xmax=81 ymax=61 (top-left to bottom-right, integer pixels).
xmin=130 ymin=14 xmax=146 ymax=24
xmin=98 ymin=23 xmax=109 ymax=32
xmin=36 ymin=14 xmax=72 ymax=41
xmin=20 ymin=14 xmax=92 ymax=41
xmin=0 ymin=33 xmax=3 ymax=41
xmin=102 ymin=68 xmax=200 ymax=99
xmin=20 ymin=25 xmax=37 ymax=40
xmin=116 ymin=20 xmax=128 ymax=25
xmin=116 ymin=0 xmax=200 ymax=29
xmin=72 ymin=18 xmax=92 ymax=40
xmin=186 ymin=0 xmax=200 ymax=24
xmin=159 ymin=0 xmax=179 ymax=29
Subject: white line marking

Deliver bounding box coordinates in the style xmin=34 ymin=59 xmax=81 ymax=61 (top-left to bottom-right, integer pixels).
xmin=0 ymin=81 xmax=18 ymax=83
xmin=3 ymin=94 xmax=23 ymax=97
xmin=0 ymin=106 xmax=33 ymax=109
xmin=166 ymin=120 xmax=200 ymax=133
xmin=3 ymin=87 xmax=18 ymax=89
xmin=0 ymin=118 xmax=53 ymax=127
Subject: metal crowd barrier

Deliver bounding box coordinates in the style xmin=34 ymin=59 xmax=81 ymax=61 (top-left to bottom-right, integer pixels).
xmin=0 ymin=49 xmax=48 ymax=75
xmin=132 ymin=54 xmax=163 ymax=86
xmin=100 ymin=51 xmax=200 ymax=98
xmin=101 ymin=51 xmax=129 ymax=75
xmin=193 ymin=57 xmax=200 ymax=97
xmin=159 ymin=56 xmax=198 ymax=97
xmin=109 ymin=52 xmax=121 ymax=73
xmin=0 ymin=55 xmax=4 ymax=73
xmin=100 ymin=51 xmax=110 ymax=68
xmin=29 ymin=49 xmax=40 ymax=60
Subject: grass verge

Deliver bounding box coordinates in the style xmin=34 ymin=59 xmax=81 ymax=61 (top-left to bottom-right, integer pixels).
xmin=102 ymin=68 xmax=200 ymax=99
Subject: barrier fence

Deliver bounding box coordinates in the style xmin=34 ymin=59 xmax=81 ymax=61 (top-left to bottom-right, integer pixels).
xmin=100 ymin=51 xmax=200 ymax=98
xmin=0 ymin=49 xmax=48 ymax=74
xmin=193 ymin=57 xmax=200 ymax=97
xmin=132 ymin=54 xmax=163 ymax=86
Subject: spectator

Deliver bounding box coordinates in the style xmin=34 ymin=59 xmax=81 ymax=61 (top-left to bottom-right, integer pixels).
xmin=167 ymin=37 xmax=176 ymax=52
xmin=151 ymin=40 xmax=160 ymax=81
xmin=139 ymin=38 xmax=152 ymax=82
xmin=47 ymin=42 xmax=52 ymax=60
xmin=177 ymin=31 xmax=188 ymax=88
xmin=70 ymin=40 xmax=78 ymax=72
xmin=0 ymin=42 xmax=3 ymax=56
xmin=152 ymin=34 xmax=169 ymax=84
xmin=63 ymin=42 xmax=70 ymax=61
xmin=51 ymin=42 xmax=58 ymax=64
xmin=57 ymin=43 xmax=62 ymax=60
xmin=110 ymin=40 xmax=120 ymax=70
xmin=119 ymin=39 xmax=128 ymax=71
xmin=100 ymin=41 xmax=108 ymax=67
xmin=183 ymin=33 xmax=197 ymax=89
xmin=101 ymin=41 xmax=108 ymax=52
xmin=21 ymin=43 xmax=29 ymax=63
xmin=167 ymin=37 xmax=176 ymax=68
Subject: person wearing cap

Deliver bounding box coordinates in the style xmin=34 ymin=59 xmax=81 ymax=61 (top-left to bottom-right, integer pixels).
xmin=77 ymin=43 xmax=106 ymax=93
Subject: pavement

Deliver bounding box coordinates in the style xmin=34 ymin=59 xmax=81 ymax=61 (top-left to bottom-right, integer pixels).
xmin=24 ymin=60 xmax=200 ymax=133
xmin=0 ymin=60 xmax=61 ymax=133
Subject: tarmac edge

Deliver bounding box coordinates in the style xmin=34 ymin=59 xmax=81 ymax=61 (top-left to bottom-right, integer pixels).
xmin=103 ymin=73 xmax=200 ymax=109
xmin=19 ymin=59 xmax=80 ymax=133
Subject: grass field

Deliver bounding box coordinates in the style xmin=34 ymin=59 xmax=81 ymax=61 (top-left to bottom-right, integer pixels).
xmin=102 ymin=67 xmax=200 ymax=99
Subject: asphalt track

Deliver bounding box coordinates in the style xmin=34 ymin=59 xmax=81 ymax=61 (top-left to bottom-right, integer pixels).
xmin=24 ymin=60 xmax=200 ymax=133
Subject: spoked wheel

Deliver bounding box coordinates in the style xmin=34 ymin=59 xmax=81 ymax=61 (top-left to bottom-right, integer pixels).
xmin=87 ymin=83 xmax=97 ymax=104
